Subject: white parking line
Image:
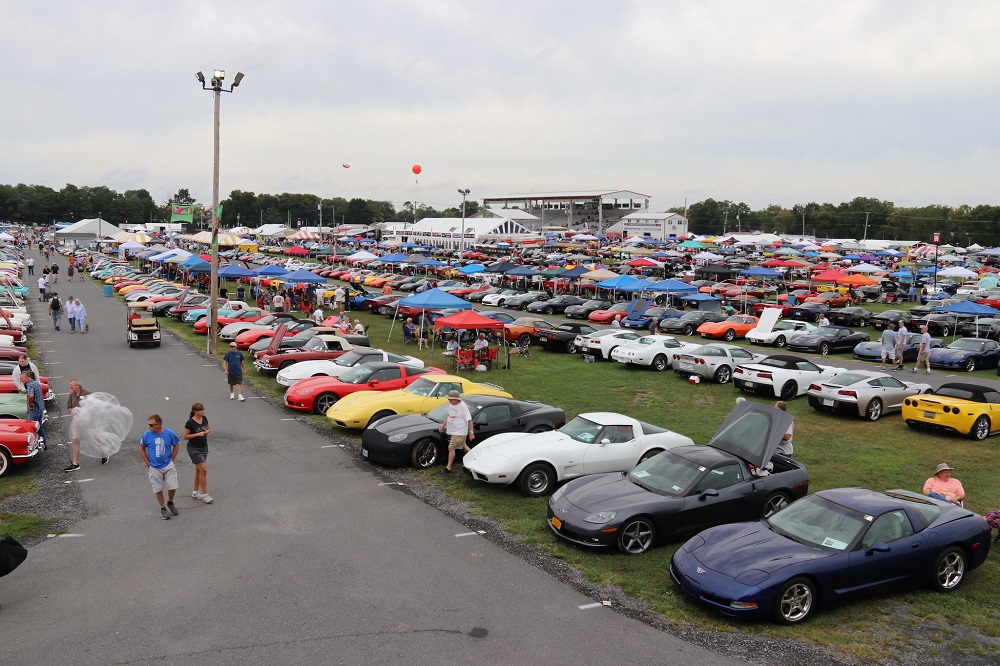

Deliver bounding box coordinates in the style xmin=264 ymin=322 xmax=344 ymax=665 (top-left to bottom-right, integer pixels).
xmin=578 ymin=602 xmax=602 ymax=610
xmin=379 ymin=482 xmax=404 ymax=486
xmin=280 ymin=418 xmax=296 ymax=421
xmin=455 ymin=531 xmax=478 ymax=537
xmin=48 ymin=361 xmax=62 ymax=364
xmin=320 ymin=445 xmax=338 ymax=449
xmin=202 ymin=364 xmax=216 ymax=367
xmin=47 ymin=533 xmax=85 ymax=538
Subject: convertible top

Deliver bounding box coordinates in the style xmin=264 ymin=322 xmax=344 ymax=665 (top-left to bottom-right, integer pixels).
xmin=935 ymin=382 xmax=1000 ymax=403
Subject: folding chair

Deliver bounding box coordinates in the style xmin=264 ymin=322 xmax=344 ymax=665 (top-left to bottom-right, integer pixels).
xmin=455 ymin=349 xmax=476 ymax=370
xmin=515 ymin=340 xmax=531 ymax=357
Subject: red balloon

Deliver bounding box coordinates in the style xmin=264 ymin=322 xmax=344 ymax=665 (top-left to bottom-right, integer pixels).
xmin=342 ymin=163 xmax=350 ymax=169
xmin=411 ymin=164 xmax=422 ymax=175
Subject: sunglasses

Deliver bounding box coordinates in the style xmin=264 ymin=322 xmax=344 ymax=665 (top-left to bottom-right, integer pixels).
xmin=147 ymin=423 xmax=159 ymax=428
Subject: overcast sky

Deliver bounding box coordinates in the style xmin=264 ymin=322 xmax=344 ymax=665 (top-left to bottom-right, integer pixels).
xmin=2 ymin=0 xmax=997 ymax=214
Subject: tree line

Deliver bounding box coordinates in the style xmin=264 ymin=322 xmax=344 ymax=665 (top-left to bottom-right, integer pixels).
xmin=0 ymin=183 xmax=481 ymax=230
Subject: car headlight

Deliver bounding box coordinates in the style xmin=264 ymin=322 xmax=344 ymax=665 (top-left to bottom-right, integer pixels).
xmin=551 ymin=484 xmax=567 ymax=502
xmin=387 ymin=433 xmax=408 ymax=443
xmin=297 ymin=387 xmax=314 ymax=396
xmin=583 ymin=511 xmax=617 ymax=524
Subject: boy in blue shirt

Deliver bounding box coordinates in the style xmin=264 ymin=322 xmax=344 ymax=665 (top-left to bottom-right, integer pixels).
xmin=223 ymin=342 xmax=246 ymax=402
xmin=139 ymin=414 xmax=181 ymax=520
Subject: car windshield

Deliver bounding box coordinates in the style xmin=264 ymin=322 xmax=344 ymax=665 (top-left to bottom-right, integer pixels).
xmin=256 ymin=315 xmax=277 ymax=326
xmin=692 ymin=345 xmax=725 ymax=357
xmin=404 ymin=378 xmax=441 ymax=397
xmin=815 ymin=327 xmax=839 ymax=337
xmin=767 ymin=495 xmax=867 ymax=551
xmin=559 ymin=416 xmax=605 ymax=443
xmin=677 ymin=313 xmax=702 ymax=321
xmin=339 ymin=365 xmax=377 ymax=384
xmin=303 ymin=337 xmax=327 ymax=350
xmin=773 ymin=321 xmax=796 ymax=331
xmin=627 ymin=450 xmax=703 ymax=496
xmin=826 ymin=372 xmax=868 ymax=386
xmin=636 ymin=337 xmax=656 ymax=346
xmin=947 ymin=339 xmax=988 ymax=351
xmin=334 ymin=350 xmax=368 ymax=367
xmin=581 ymin=300 xmax=604 ymax=307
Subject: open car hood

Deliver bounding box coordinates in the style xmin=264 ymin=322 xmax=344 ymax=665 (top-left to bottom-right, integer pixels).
xmin=753 ymin=308 xmax=782 ymax=335
xmin=625 ymin=298 xmax=649 ymax=321
xmin=707 ymin=402 xmax=793 ymax=470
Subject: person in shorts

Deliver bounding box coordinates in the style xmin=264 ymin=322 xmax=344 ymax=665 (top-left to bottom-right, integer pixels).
xmin=913 ymin=324 xmax=932 ymax=374
xmin=139 ymin=414 xmax=181 ymax=520
xmin=223 ymin=341 xmax=246 ymax=401
xmin=438 ymin=389 xmax=474 ymax=473
xmin=183 ymin=402 xmax=213 ymax=504
xmin=879 ymin=323 xmax=897 ymax=371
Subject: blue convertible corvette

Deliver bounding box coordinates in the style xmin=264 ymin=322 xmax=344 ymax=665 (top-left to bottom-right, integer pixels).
xmin=670 ymin=488 xmax=991 ymax=624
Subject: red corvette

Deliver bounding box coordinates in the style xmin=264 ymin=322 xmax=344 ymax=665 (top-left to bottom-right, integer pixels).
xmin=283 ymin=362 xmax=446 ymax=414
xmin=0 ymin=419 xmax=43 ymax=478
xmin=254 ymin=331 xmax=361 ymax=373
xmin=193 ymin=309 xmax=268 ymax=335
xmin=0 ymin=376 xmax=53 ymax=400
xmin=234 ymin=319 xmax=316 ymax=349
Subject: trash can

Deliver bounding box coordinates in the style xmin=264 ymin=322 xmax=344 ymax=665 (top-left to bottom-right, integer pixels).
xmin=237 ymin=287 xmax=246 ymax=301
xmin=104 ymin=284 xmax=113 ymax=297
xmin=220 ymin=288 xmax=228 ymax=300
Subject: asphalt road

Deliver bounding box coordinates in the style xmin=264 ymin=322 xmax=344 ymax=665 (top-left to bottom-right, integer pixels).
xmin=2 ymin=253 xmax=751 ymax=665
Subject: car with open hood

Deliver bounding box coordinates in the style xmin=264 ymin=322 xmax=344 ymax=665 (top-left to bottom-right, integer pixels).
xmin=547 ymin=402 xmax=807 ymax=555
xmin=463 ymin=412 xmax=694 ymax=497
xmin=744 ymin=309 xmax=817 ymax=348
xmin=670 ymin=489 xmax=991 ymax=624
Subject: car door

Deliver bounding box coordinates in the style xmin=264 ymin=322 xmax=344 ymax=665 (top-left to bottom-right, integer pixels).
xmin=675 ymin=463 xmax=755 ymax=535
xmin=876 ymin=376 xmax=908 ymax=411
xmin=846 ymin=510 xmax=931 ymax=593
xmin=581 ymin=425 xmax=638 ymax=474
xmin=472 ymin=403 xmax=520 ymax=440
xmin=367 ymin=366 xmax=403 ymax=390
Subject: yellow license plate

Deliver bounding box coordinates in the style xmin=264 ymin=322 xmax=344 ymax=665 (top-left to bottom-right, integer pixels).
xmin=551 ymin=516 xmax=563 ymax=530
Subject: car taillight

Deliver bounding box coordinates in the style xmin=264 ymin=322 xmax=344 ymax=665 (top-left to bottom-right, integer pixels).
xmin=809 ymin=384 xmax=821 ymax=391
xmin=757 ymin=373 xmax=772 ymax=380
xmin=696 ymin=358 xmax=706 ymax=364
xmin=838 ymin=390 xmax=857 ymax=398
xmin=734 ymin=367 xmax=743 ymax=374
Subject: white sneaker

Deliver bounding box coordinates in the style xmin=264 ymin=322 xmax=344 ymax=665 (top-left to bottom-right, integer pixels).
xmin=230 ymin=394 xmax=235 ymax=400
xmin=201 ymin=494 xmax=213 ymax=504
xmin=238 ymin=395 xmax=245 ymax=402
xmin=192 ymin=491 xmax=204 ymax=499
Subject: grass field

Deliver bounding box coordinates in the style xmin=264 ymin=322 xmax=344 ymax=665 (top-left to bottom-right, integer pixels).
xmin=160 ymin=298 xmax=1000 ymax=661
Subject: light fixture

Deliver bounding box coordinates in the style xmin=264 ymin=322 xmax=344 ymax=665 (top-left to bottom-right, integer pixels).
xmin=232 ymin=72 xmax=244 ymax=87
xmin=213 ymin=69 xmax=225 ymax=80
xmin=195 ymin=71 xmax=205 ymax=84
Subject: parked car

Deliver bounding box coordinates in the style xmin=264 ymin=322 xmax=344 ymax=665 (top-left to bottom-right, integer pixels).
xmin=621 ymin=306 xmax=685 ymax=330
xmin=830 ymin=306 xmax=874 ymax=328
xmin=564 ymin=299 xmax=613 ymax=319
xmin=670 ymin=488 xmax=992 ymax=624
xmin=746 ymin=320 xmax=818 ymax=348
xmin=526 ymin=295 xmax=586 ymax=315
xmin=503 ymin=317 xmax=555 ymax=345
xmin=803 ymin=291 xmax=854 ymax=307
xmin=902 ymin=382 xmax=1000 ymax=440
xmin=660 ymin=311 xmax=727 ymax=337
xmin=852 ymin=333 xmax=941 ymax=364
xmin=918 ymin=313 xmax=961 ymax=337
xmin=870 ymin=309 xmax=912 ymax=331
xmin=275 ymin=348 xmax=424 ymax=386
xmin=808 ymin=370 xmax=932 ymax=421
xmin=505 ymin=291 xmax=549 ymax=310
xmin=611 ymin=335 xmax=699 ymax=371
xmin=673 ymin=344 xmax=766 ymax=384
xmin=283 ymin=363 xmax=445 ymax=414
xmin=787 ymin=302 xmax=833 ymax=322
xmin=462 ymin=412 xmax=694 ymax=497
xmin=928 ymin=337 xmax=1000 ymax=372
xmin=697 ymin=314 xmax=759 ymax=341
xmin=537 ymin=322 xmax=597 ymax=353
xmin=734 ymin=354 xmax=844 ymax=399
xmin=583 ymin=330 xmax=642 ymax=361
xmin=786 ymin=326 xmax=869 ymax=356
xmin=548 ymin=402 xmax=807 ymax=554
xmin=0 ymin=419 xmax=43 ymax=477
xmin=360 ymin=395 xmax=566 ymax=469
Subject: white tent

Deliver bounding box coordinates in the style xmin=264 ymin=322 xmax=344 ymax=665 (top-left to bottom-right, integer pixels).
xmin=55 ymin=218 xmax=124 ymax=243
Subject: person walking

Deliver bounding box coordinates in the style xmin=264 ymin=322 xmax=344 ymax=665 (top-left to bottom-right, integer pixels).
xmin=65 ymin=296 xmax=78 ymax=333
xmin=22 ymin=371 xmax=46 ymax=451
xmin=37 ymin=274 xmax=47 ymax=302
xmin=49 ymin=262 xmax=59 ymax=283
xmin=48 ymin=292 xmax=63 ymax=331
xmin=223 ymin=341 xmax=246 ymax=401
xmin=438 ymin=389 xmax=474 ymax=473
xmin=63 ymin=379 xmax=105 ymax=471
xmin=913 ymin=324 xmax=932 ymax=374
xmin=73 ymin=297 xmax=87 ymax=333
xmin=25 ymin=256 xmax=33 ymax=276
xmin=139 ymin=415 xmax=181 ymax=520
xmin=183 ymin=403 xmax=213 ymax=504
xmin=895 ymin=320 xmax=909 ymax=371
xmin=313 ymin=305 xmax=325 ymax=325
xmin=879 ymin=323 xmax=897 ymax=371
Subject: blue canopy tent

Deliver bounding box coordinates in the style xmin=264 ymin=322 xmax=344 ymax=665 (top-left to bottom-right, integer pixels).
xmin=595 ymin=274 xmax=643 ymax=301
xmin=218 ymin=264 xmax=253 ymax=278
xmin=389 ymin=288 xmax=473 ymax=345
xmin=646 ymin=279 xmax=698 ymax=294
xmin=184 ymin=260 xmax=212 ymax=274
xmin=251 ymin=265 xmax=289 ymax=277
xmin=679 ymin=292 xmax=722 ymax=313
xmin=457 ymin=263 xmax=486 ymax=275
xmin=281 ymin=269 xmax=328 ymax=284
xmin=740 ymin=266 xmax=782 ymax=279
xmin=932 ymin=300 xmax=1000 ymax=339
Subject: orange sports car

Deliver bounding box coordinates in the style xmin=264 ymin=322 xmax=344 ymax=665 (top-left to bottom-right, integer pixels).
xmin=696 ymin=314 xmax=759 ymax=341
xmin=503 ymin=317 xmax=555 ymax=345
xmin=803 ymin=291 xmax=854 ymax=307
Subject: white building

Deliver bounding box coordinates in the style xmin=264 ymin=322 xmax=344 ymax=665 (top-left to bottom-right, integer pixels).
xmin=606 ymin=212 xmax=688 ymax=241
xmin=481 ymin=189 xmax=650 ymax=233
xmin=381 ymin=217 xmax=537 ymax=250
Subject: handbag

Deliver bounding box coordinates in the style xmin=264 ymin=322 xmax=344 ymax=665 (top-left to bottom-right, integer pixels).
xmin=0 ymin=535 xmax=28 ymax=577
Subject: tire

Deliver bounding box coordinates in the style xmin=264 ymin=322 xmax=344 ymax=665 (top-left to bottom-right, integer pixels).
xmin=774 ymin=335 xmax=787 ymax=348
xmin=860 ymin=319 xmax=868 ymax=328
xmin=606 ymin=346 xmax=619 ymax=360
xmin=517 ymin=333 xmax=531 ymax=346
xmin=638 ymin=448 xmax=662 ymax=463
xmin=773 ymin=577 xmax=816 ymax=625
xmin=714 ymin=365 xmax=732 ymax=384
xmin=128 ymin=341 xmax=135 ymax=348
xmin=969 ymin=414 xmax=990 ymax=441
xmin=682 ymin=324 xmax=695 ymax=336
xmin=409 ymin=438 xmax=440 ymax=469
xmin=865 ymin=398 xmax=883 ymax=421
xmin=278 ymin=360 xmax=296 ymax=371
xmin=313 ymin=393 xmax=338 ymax=415
xmin=651 ymin=354 xmax=668 ymax=372
xmin=779 ymin=381 xmax=798 ymax=400
xmin=723 ymin=329 xmax=736 ymax=342
xmin=544 ymin=306 xmax=554 ymax=315
xmin=379 ymin=305 xmax=391 ymax=315
xmin=760 ymin=491 xmax=790 ymax=518
xmin=368 ymin=410 xmax=395 ymax=427
xmin=964 ymin=358 xmax=976 ymax=372
xmin=930 ymin=546 xmax=967 ymax=592
xmin=565 ymin=341 xmax=578 ymax=354
xmin=517 ymin=462 xmax=556 ymax=497
xmin=819 ymin=342 xmax=830 ymax=356
xmin=529 ymin=424 xmax=552 ymax=434
xmin=0 ymin=447 xmax=11 ymax=478
xmin=616 ymin=517 xmax=656 ymax=555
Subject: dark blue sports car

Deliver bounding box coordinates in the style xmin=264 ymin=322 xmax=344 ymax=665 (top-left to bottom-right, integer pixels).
xmin=621 ymin=306 xmax=685 ymax=330
xmin=929 ymin=337 xmax=1000 ymax=372
xmin=670 ymin=488 xmax=991 ymax=624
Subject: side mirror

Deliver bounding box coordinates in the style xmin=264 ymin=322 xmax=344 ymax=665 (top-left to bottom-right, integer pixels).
xmin=865 ymin=542 xmax=891 ymax=555
xmin=698 ymin=489 xmax=720 ymax=500
xmin=368 ymin=379 xmax=379 ymax=386
xmin=600 ymin=438 xmax=611 ymax=445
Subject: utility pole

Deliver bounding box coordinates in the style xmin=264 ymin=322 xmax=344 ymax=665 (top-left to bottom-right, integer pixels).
xmin=863 ymin=212 xmax=870 ymax=243
xmin=802 ymin=213 xmax=806 ymax=237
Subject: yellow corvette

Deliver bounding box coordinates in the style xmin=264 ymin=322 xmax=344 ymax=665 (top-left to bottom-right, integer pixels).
xmin=901 ymin=382 xmax=1000 ymax=441
xmin=326 ymin=374 xmax=511 ymax=429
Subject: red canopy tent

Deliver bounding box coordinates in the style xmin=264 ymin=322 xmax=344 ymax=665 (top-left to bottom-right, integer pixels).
xmin=284 ymin=246 xmax=309 ymax=255
xmin=625 ymin=257 xmax=659 ymax=268
xmin=432 ymin=310 xmax=506 ymax=332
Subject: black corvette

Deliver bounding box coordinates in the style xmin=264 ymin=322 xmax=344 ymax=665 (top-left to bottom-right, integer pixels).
xmin=830 ymin=306 xmax=874 ymax=327
xmin=660 ymin=311 xmax=726 ymax=336
xmin=360 ymin=395 xmax=566 ymax=469
xmin=538 ymin=322 xmax=598 ymax=353
xmin=564 ymin=299 xmax=613 ymax=319
xmin=547 ymin=402 xmax=809 ymax=555
xmin=787 ymin=325 xmax=869 ymax=355
xmin=526 ymin=295 xmax=587 ymax=315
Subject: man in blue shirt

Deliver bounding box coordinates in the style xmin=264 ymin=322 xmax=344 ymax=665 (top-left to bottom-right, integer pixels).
xmin=223 ymin=342 xmax=246 ymax=402
xmin=21 ymin=371 xmax=46 ymax=451
xmin=140 ymin=415 xmax=182 ymax=520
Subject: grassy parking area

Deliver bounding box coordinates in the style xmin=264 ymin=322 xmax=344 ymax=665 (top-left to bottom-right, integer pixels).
xmin=157 ymin=300 xmax=999 ymax=660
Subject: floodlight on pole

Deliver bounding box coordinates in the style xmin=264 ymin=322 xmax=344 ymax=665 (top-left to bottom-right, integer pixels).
xmin=196 ymin=68 xmax=245 ymax=356
xmin=458 ymin=188 xmax=470 ymax=256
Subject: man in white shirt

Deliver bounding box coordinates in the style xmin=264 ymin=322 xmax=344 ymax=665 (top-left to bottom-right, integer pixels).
xmin=913 ymin=324 xmax=932 ymax=374
xmin=65 ymin=296 xmax=79 ymax=333
xmin=313 ymin=306 xmax=324 ymax=325
xmin=333 ymin=286 xmax=346 ymax=314
xmin=438 ymin=390 xmax=474 ymax=473
xmin=895 ymin=320 xmax=909 ymax=371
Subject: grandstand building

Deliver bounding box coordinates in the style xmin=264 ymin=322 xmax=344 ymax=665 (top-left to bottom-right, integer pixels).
xmin=481 ymin=189 xmax=650 ymax=233
xmin=605 ymin=212 xmax=688 ymax=240
xmin=380 ymin=216 xmax=537 ymax=250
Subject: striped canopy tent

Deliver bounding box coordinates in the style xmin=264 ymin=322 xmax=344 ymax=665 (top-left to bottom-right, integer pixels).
xmin=114 ymin=231 xmax=153 ymax=243
xmin=291 ymin=229 xmax=320 ymax=240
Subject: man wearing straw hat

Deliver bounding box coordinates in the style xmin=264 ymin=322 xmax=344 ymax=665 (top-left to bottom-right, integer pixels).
xmin=438 ymin=389 xmax=474 ymax=473
xmin=923 ymin=463 xmax=965 ymax=506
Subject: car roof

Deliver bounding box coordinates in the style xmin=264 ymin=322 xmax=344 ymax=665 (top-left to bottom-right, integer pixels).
xmin=814 ymin=487 xmax=913 ymax=515
xmin=576 ymin=412 xmax=641 ymax=426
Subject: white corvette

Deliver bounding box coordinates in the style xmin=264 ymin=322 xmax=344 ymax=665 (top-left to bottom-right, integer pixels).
xmin=461 ymin=412 xmax=693 ymax=497
xmin=733 ymin=354 xmax=845 ymax=399
xmin=745 ymin=308 xmax=817 ymax=348
xmin=610 ymin=335 xmax=700 ymax=371
xmin=275 ymin=348 xmax=423 ymax=386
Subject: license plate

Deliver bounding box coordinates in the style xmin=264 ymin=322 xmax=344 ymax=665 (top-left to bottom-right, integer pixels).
xmin=923 ymin=411 xmax=936 ymax=419
xmin=744 ymin=381 xmax=754 ymax=388
xmin=362 ymin=448 xmax=368 ymax=457
xmin=822 ymin=399 xmax=834 ymax=407
xmin=550 ymin=516 xmax=563 ymax=530
xmin=679 ymin=362 xmax=693 ymax=371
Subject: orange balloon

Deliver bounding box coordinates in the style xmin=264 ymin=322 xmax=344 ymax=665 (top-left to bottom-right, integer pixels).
xmin=342 ymin=163 xmax=350 ymax=168
xmin=411 ymin=164 xmax=422 ymax=175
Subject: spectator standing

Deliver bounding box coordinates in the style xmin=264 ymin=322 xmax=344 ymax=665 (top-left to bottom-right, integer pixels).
xmin=879 ymin=323 xmax=897 ymax=371
xmin=73 ymin=297 xmax=87 ymax=333
xmin=37 ymin=275 xmax=47 ymax=302
xmin=48 ymin=292 xmax=63 ymax=331
xmin=22 ymin=371 xmax=46 ymax=451
xmin=272 ymin=291 xmax=286 ymax=313
xmin=65 ymin=296 xmax=78 ymax=333
xmin=139 ymin=415 xmax=181 ymax=520
xmin=913 ymin=324 xmax=932 ymax=374
xmin=223 ymin=342 xmax=246 ymax=401
xmin=908 ymin=283 xmax=916 ymax=302
xmin=817 ymin=313 xmax=830 ymax=327
xmin=611 ymin=315 xmax=622 ymax=330
xmin=773 ymin=401 xmax=793 ymax=456
xmin=63 ymin=379 xmax=104 ymax=471
xmin=895 ymin=320 xmax=909 ymax=370
xmin=11 ymin=355 xmax=39 ymax=394
xmin=25 ymin=257 xmax=33 ymax=276
xmin=313 ymin=305 xmax=325 ymax=325
xmin=649 ymin=318 xmax=660 ymax=336
xmin=333 ymin=285 xmax=346 ymax=314
xmin=438 ymin=390 xmax=474 ymax=473
xmin=382 ymin=282 xmax=392 ymax=297
xmin=183 ymin=403 xmax=213 ymax=504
